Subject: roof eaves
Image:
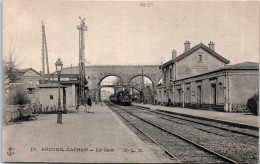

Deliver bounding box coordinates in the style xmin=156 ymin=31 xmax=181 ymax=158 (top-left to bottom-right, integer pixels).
xmin=171 ymin=43 xmax=230 ymax=64
xmin=174 ymin=68 xmax=226 ymax=82
xmin=173 ymin=43 xmax=203 ymax=63
xmin=161 ymin=60 xmax=174 ymax=69
xmin=19 ymin=68 xmax=42 ymax=76
xmin=200 ymin=44 xmax=230 ymax=64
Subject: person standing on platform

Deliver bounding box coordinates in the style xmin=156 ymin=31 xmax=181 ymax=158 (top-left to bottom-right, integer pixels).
xmin=84 ymin=97 xmax=89 ymax=113
xmin=87 ymin=96 xmax=92 ymax=113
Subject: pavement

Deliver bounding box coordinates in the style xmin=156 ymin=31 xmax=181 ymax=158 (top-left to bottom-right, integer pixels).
xmin=2 ymin=103 xmax=161 ymax=163
xmin=133 ymin=103 xmax=259 ymax=127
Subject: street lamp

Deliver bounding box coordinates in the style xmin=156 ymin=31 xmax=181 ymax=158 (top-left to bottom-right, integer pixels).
xmin=55 ymin=58 xmax=63 ymax=124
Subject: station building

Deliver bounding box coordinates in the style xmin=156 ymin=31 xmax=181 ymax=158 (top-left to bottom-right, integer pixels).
xmin=40 ymin=73 xmax=82 ymax=110
xmin=156 ymin=41 xmax=259 ymax=112
xmin=39 ymin=83 xmax=67 ymax=111
xmin=4 ymin=68 xmax=43 ymax=104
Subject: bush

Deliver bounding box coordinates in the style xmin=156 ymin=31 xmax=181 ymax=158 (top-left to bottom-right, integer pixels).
xmin=246 ymin=93 xmax=259 ymax=115
xmin=6 ymin=84 xmax=30 ymax=105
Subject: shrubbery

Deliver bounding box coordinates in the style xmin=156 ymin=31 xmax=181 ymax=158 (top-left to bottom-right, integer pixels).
xmin=6 ymin=84 xmax=30 ymax=105
xmin=246 ymin=92 xmax=259 ymax=115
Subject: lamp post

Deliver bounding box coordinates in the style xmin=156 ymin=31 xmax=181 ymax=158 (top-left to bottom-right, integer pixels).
xmin=55 ymin=58 xmax=63 ymax=124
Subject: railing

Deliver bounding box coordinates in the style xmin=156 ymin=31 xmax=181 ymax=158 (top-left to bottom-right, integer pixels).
xmin=92 ymin=81 xmax=156 ymax=105
xmin=102 ymin=82 xmax=153 ymax=88
xmin=92 ymin=81 xmax=154 ymax=92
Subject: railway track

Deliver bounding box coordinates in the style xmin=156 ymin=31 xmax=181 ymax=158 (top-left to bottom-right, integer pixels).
xmin=106 ymin=102 xmax=239 ymax=163
xmin=125 ymin=104 xmax=258 ymax=163
xmin=106 ymin=102 xmax=180 ymax=163
xmin=132 ymin=105 xmax=259 ymax=138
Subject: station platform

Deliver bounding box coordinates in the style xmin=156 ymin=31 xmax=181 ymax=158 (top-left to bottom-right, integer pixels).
xmin=2 ymin=103 xmax=161 ymax=163
xmin=133 ymin=103 xmax=259 ymax=128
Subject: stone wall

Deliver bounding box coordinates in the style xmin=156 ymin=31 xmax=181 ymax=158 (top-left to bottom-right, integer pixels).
xmin=39 ymin=88 xmax=65 ymax=110
xmin=62 ymin=65 xmax=162 ymax=90
xmin=176 ymin=48 xmax=225 ymax=80
xmin=231 ymin=73 xmax=259 ymax=104
xmin=3 ymin=105 xmax=21 ymax=123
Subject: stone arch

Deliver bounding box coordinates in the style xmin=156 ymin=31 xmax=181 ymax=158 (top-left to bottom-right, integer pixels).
xmin=60 ymin=65 xmax=161 ymax=102
xmin=94 ymin=75 xmax=123 ymax=102
xmin=128 ymin=74 xmax=155 ymax=87
xmin=97 ymin=74 xmax=123 ymax=86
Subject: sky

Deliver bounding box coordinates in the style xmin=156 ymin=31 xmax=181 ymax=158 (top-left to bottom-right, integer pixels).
xmin=3 ymin=0 xmax=259 ymax=73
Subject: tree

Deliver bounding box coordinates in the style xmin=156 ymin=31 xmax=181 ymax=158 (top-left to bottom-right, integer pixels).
xmin=3 ymin=42 xmax=20 ymax=85
xmin=247 ymin=93 xmax=259 ymax=115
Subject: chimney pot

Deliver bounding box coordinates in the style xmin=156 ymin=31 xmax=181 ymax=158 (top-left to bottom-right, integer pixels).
xmin=208 ymin=41 xmax=215 ymax=51
xmin=184 ymin=40 xmax=191 ymax=52
xmin=172 ymin=49 xmax=177 ymax=59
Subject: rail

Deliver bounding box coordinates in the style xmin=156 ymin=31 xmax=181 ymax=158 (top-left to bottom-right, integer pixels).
xmin=106 ymin=102 xmax=180 ymax=162
xmin=132 ymin=105 xmax=259 ymax=137
xmin=110 ymin=103 xmax=238 ymax=163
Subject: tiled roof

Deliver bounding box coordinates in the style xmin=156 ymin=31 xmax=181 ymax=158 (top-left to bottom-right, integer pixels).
xmin=47 ymin=73 xmax=81 ymax=78
xmin=39 ymin=83 xmax=67 ymax=88
xmin=60 ymin=81 xmax=80 ymax=84
xmin=161 ymin=43 xmax=230 ymax=69
xmin=19 ymin=68 xmax=31 ymax=73
xmin=19 ymin=68 xmax=42 ymax=76
xmin=224 ymin=62 xmax=259 ymax=70
xmin=173 ymin=61 xmax=259 ymax=82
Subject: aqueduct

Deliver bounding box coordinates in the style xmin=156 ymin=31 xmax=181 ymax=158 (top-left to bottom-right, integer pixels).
xmin=61 ymin=65 xmax=161 ymax=101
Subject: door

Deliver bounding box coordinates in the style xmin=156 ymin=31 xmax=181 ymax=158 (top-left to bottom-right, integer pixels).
xmin=178 ymin=89 xmax=181 ymax=105
xmin=211 ymin=84 xmax=217 ymax=105
xmin=197 ymin=86 xmax=201 ymax=104
xmin=185 ymin=87 xmax=191 ymax=104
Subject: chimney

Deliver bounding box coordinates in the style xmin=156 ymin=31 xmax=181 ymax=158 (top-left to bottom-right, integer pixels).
xmin=172 ymin=49 xmax=177 ymax=59
xmin=209 ymin=41 xmax=215 ymax=51
xmin=184 ymin=40 xmax=190 ymax=52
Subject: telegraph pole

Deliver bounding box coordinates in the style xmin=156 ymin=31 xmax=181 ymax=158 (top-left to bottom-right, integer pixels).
xmin=41 ymin=21 xmax=50 ymax=83
xmin=77 ymin=17 xmax=87 ymax=104
xmin=41 ymin=22 xmax=45 ymax=82
xmin=43 ymin=24 xmax=50 ymax=82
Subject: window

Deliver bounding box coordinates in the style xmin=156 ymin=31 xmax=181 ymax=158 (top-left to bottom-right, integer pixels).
xmin=199 ymin=55 xmax=202 ymax=61
xmin=29 ymin=72 xmax=32 ymax=76
xmin=163 ymin=69 xmax=166 ymax=84
xmin=197 ymin=52 xmax=203 ymax=63
xmin=27 ymin=88 xmax=35 ymax=94
xmin=50 ymin=95 xmax=53 ymax=99
xmin=169 ymin=68 xmax=172 ymax=81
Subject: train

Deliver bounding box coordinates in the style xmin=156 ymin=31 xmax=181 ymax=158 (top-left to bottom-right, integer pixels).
xmin=109 ymin=90 xmax=132 ymax=106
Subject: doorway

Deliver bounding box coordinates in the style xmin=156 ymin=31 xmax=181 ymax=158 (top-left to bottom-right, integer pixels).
xmin=185 ymin=87 xmax=191 ymax=104
xmin=197 ymin=86 xmax=201 ymax=105
xmin=211 ymin=84 xmax=217 ymax=105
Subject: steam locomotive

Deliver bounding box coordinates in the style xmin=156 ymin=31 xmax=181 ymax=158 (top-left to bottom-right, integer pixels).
xmin=109 ymin=90 xmax=132 ymax=106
